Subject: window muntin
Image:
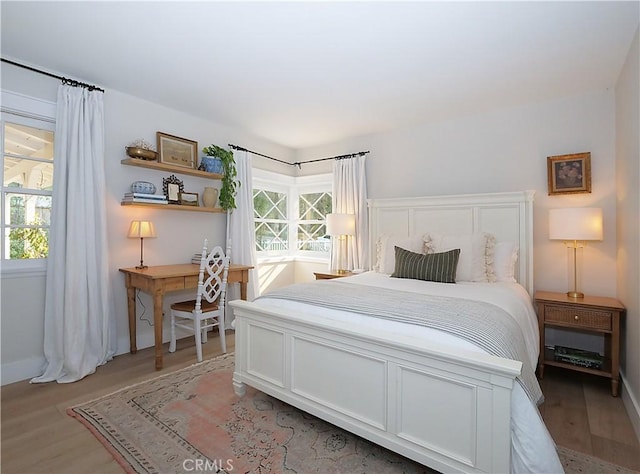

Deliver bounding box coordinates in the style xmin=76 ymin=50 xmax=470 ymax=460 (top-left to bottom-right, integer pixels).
xmin=1 ymin=114 xmax=54 ymax=261
xmin=297 ymin=191 xmax=331 ymax=252
xmin=254 ymin=189 xmax=289 ymax=253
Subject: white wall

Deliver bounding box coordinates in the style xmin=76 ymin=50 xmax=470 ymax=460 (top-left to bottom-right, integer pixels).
xmin=615 ymin=27 xmax=640 ymax=439
xmin=0 ymin=63 xmax=294 ymax=384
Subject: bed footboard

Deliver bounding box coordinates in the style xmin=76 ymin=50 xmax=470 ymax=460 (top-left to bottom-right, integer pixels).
xmin=230 ymin=299 xmax=522 ymax=474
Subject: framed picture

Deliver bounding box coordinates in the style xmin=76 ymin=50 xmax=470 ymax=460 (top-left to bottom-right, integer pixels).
xmin=157 ymin=132 xmax=198 ymax=170
xmin=179 ymin=192 xmax=199 ymax=206
xmin=547 ymin=152 xmax=591 ymax=195
xmin=163 ymin=174 xmax=184 ymax=204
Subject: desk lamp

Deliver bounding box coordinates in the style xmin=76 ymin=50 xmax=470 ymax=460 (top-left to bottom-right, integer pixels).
xmin=128 ymin=220 xmax=156 ymax=269
xmin=549 ymin=208 xmax=603 ymax=298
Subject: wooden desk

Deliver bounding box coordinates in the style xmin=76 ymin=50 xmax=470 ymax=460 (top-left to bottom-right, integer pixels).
xmin=119 ymin=263 xmax=252 ymax=369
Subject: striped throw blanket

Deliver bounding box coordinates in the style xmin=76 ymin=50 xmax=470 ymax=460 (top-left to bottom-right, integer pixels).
xmin=257 ymin=280 xmax=543 ymax=405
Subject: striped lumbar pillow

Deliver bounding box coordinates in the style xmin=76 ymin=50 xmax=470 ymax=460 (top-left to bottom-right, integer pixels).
xmin=391 ymin=246 xmax=460 ymax=283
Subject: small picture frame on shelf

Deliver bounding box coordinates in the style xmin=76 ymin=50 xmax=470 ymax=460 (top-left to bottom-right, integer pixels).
xmin=547 ymin=152 xmax=591 ymax=195
xmin=179 ymin=192 xmax=199 ymax=206
xmin=163 ymin=174 xmax=184 ymax=203
xmin=157 ymin=132 xmax=198 ymax=170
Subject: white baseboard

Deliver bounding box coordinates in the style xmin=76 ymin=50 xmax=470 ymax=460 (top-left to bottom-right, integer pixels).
xmin=3 ymin=333 xmax=159 ymax=385
xmin=621 ymin=372 xmax=640 ymax=442
xmin=3 ymin=325 xmax=232 ymax=386
xmin=1 ymin=356 xmax=45 ymax=386
xmin=116 ymin=332 xmax=156 ymax=357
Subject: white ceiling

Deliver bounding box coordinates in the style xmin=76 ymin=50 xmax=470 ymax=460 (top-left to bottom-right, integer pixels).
xmin=2 ymin=1 xmax=638 ymax=149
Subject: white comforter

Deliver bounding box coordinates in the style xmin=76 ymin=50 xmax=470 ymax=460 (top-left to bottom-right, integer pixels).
xmin=255 ymin=271 xmax=564 ymax=474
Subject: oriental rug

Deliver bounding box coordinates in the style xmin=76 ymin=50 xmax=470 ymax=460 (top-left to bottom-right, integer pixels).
xmin=69 ymin=353 xmax=637 ymax=474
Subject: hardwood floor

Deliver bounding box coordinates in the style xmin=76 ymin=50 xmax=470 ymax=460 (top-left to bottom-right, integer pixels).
xmin=539 ymin=366 xmax=640 ymax=471
xmin=2 ymin=334 xmax=639 ymax=473
xmin=2 ymin=334 xmax=236 ymax=474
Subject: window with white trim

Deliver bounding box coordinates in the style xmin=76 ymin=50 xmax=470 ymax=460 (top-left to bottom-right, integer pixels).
xmin=254 ymin=188 xmax=289 ymax=253
xmin=296 ymin=190 xmax=331 ymax=253
xmin=253 ymin=169 xmax=331 ymax=258
xmin=1 ymin=112 xmax=55 ymax=262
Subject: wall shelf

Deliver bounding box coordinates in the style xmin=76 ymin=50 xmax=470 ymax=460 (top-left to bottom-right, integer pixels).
xmin=121 ymin=201 xmax=224 ymax=213
xmin=121 ymin=157 xmax=224 ymax=213
xmin=121 ymin=158 xmax=222 ymax=180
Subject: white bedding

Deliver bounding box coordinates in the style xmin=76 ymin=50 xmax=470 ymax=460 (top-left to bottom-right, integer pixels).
xmin=255 ymin=271 xmax=564 ymax=474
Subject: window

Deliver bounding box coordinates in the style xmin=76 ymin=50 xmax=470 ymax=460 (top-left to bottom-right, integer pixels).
xmin=253 ymin=169 xmax=331 ymax=258
xmin=1 ymin=112 xmax=55 ymax=262
xmin=297 ymin=191 xmax=332 ymax=252
xmin=254 ymin=188 xmax=289 ymax=253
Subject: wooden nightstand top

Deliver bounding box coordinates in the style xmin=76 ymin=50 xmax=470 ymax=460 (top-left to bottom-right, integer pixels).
xmin=314 ymin=270 xmax=354 ymax=280
xmin=534 ymin=291 xmax=625 ymax=312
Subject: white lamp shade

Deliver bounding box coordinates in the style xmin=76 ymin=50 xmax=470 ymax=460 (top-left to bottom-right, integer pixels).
xmin=549 ymin=208 xmax=603 ymax=241
xmin=326 ymin=213 xmax=356 ymax=236
xmin=127 ymin=220 xmax=157 ymax=239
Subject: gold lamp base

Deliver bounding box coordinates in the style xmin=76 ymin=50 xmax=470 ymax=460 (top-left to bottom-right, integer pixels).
xmin=567 ymin=291 xmax=584 ymax=299
xmin=336 ymin=269 xmax=348 ymax=275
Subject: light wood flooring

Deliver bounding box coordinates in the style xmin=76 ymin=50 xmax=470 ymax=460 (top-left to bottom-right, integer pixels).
xmin=2 ymin=333 xmax=639 ymax=473
xmin=539 ymin=366 xmax=640 ymax=471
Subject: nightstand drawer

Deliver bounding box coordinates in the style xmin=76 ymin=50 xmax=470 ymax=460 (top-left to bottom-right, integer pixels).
xmin=544 ymin=305 xmax=612 ymax=330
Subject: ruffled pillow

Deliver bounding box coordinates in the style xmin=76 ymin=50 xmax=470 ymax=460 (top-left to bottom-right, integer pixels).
xmin=424 ymin=232 xmax=496 ymax=282
xmin=493 ymin=242 xmax=518 ymax=283
xmin=375 ymin=235 xmax=426 ymax=274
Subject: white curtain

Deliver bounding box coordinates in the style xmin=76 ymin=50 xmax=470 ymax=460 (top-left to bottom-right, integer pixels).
xmin=331 ymin=155 xmax=368 ymax=271
xmin=227 ymin=150 xmax=258 ymax=316
xmin=31 ymin=85 xmax=115 ymax=384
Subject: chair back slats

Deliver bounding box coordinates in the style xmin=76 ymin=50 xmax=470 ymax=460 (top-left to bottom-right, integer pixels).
xmin=195 ymin=241 xmax=230 ymax=311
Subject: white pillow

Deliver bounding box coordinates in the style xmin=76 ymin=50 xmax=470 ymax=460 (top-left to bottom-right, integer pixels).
xmin=375 ymin=235 xmax=426 ymax=274
xmin=493 ymin=242 xmax=518 ymax=283
xmin=424 ymin=232 xmax=495 ymax=282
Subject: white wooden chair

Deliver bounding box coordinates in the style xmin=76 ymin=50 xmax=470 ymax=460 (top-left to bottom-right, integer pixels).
xmin=169 ymin=240 xmax=229 ymax=362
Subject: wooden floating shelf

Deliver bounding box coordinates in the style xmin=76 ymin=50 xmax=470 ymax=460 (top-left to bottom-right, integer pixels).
xmin=121 ymin=158 xmax=222 ymax=180
xmin=121 ymin=201 xmax=224 ymax=213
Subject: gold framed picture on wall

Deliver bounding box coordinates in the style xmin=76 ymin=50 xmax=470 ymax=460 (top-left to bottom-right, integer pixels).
xmin=547 ymin=152 xmax=591 ymax=195
xmin=157 ymin=132 xmax=198 ymax=170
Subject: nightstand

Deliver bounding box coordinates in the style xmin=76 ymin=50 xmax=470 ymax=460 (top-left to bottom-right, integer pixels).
xmin=535 ymin=291 xmax=625 ymax=396
xmin=313 ymin=270 xmax=354 ymax=280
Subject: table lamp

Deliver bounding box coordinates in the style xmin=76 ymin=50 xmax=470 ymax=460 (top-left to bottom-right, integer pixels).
xmin=326 ymin=213 xmax=356 ymax=274
xmin=549 ymin=207 xmax=603 ymax=298
xmin=128 ymin=220 xmax=156 ymax=269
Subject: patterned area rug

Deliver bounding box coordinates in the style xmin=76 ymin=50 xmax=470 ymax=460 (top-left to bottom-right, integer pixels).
xmin=69 ymin=353 xmax=636 ymax=474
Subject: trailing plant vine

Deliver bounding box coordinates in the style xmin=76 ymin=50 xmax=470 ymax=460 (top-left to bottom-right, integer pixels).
xmin=202 ymin=144 xmax=239 ymax=211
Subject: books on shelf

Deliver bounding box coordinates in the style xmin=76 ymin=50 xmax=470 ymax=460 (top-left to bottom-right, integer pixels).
xmin=124 ymin=192 xmax=165 ymax=199
xmin=122 ymin=192 xmax=168 ymax=205
xmin=553 ymin=345 xmax=603 ymax=370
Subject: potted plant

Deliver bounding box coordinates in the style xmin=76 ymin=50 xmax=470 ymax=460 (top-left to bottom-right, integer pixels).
xmin=202 ymin=144 xmax=239 ymax=211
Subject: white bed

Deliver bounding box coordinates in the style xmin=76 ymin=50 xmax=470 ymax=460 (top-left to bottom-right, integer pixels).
xmin=230 ymin=191 xmax=564 ymax=474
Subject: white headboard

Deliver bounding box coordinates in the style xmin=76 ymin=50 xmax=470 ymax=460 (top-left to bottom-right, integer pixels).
xmin=367 ymin=191 xmax=535 ymax=296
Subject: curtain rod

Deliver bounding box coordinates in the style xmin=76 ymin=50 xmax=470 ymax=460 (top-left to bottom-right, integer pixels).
xmin=228 ymin=144 xmax=369 ymax=168
xmin=1 ymin=58 xmax=105 ymax=93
